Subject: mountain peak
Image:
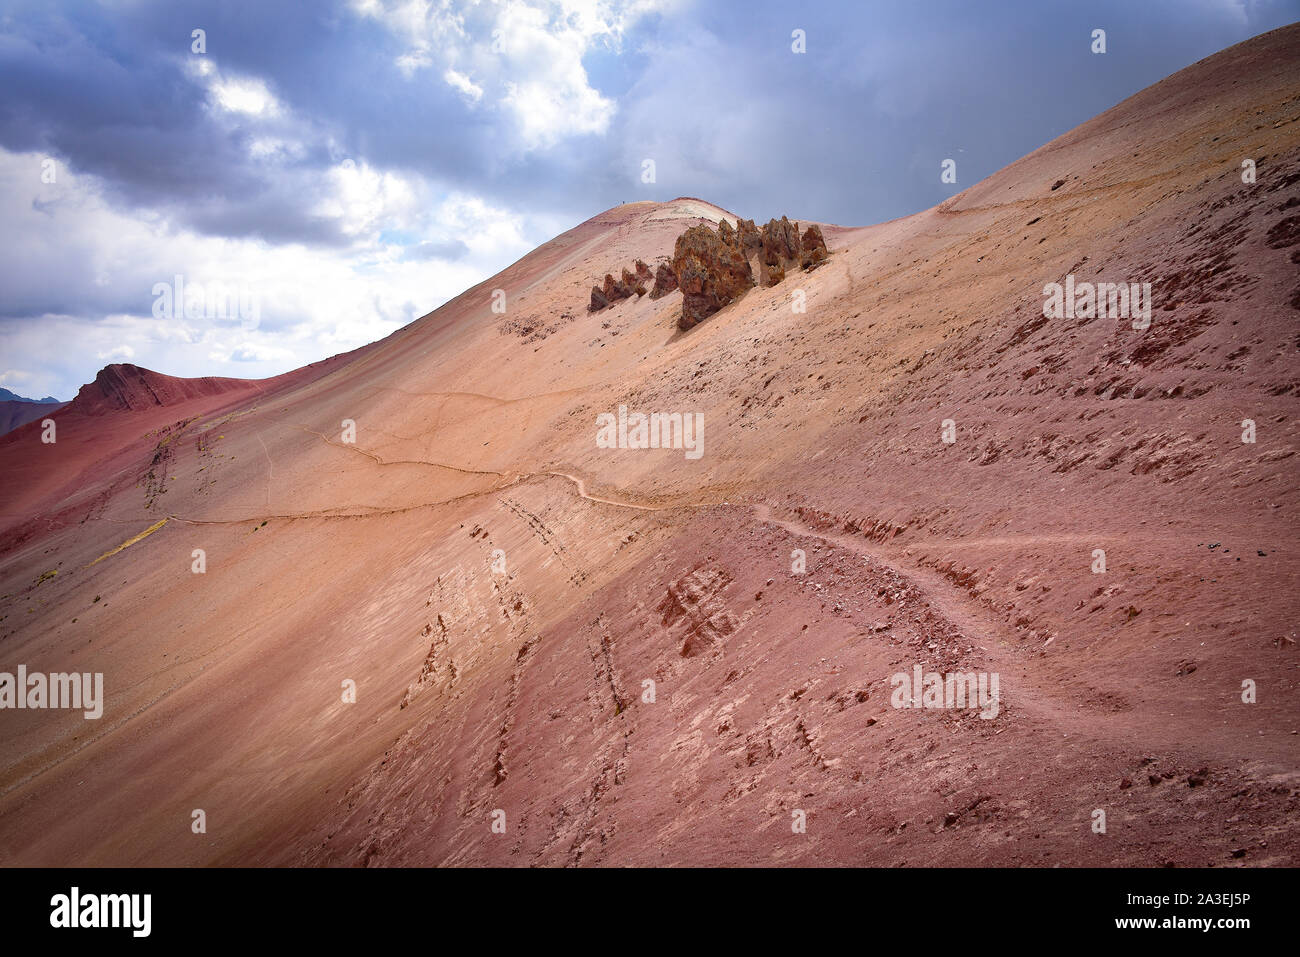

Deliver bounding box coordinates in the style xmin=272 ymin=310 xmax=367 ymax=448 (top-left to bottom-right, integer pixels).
xmin=67 ymin=363 xmax=262 ymax=416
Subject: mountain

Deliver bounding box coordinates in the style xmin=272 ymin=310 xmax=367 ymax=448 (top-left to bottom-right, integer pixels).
xmin=0 ymin=25 xmax=1296 ymax=867
xmin=0 ymin=398 xmax=63 ymax=437
xmin=66 ymin=363 xmax=279 ymax=416
xmin=0 ymin=387 xmax=61 ymax=404
xmin=0 ymin=386 xmax=64 ymax=436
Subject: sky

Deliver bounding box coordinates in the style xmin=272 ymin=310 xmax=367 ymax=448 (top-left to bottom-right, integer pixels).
xmin=1 ymin=0 xmax=1297 ymax=401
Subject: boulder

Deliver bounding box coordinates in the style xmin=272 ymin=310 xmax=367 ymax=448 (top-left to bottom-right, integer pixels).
xmin=588 ymin=285 xmax=609 ymax=312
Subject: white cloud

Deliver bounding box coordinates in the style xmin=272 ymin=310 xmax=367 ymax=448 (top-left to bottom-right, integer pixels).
xmin=214 ymin=341 xmax=297 ymax=363
xmin=354 ymin=0 xmax=674 ymax=150
xmin=316 ymin=158 xmax=421 ymax=239
xmin=0 ymin=370 xmax=35 ymax=388
xmin=443 ymin=67 xmax=483 ymax=103
xmin=211 ymin=74 xmax=281 ymax=116
xmin=96 ymin=344 xmax=136 ymax=362
xmin=0 ymin=147 xmax=562 ymax=399
xmin=186 ymin=57 xmax=283 ymax=117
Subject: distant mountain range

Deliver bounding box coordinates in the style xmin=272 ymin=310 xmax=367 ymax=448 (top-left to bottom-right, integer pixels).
xmin=0 ymin=386 xmax=61 ymax=404
xmin=0 ymin=388 xmax=64 ymax=436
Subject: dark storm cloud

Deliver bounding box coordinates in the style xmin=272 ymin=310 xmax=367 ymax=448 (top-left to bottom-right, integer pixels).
xmin=596 ymin=0 xmax=1300 ymax=227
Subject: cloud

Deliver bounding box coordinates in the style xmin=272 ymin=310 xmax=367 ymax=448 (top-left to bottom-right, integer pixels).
xmin=355 ymin=0 xmax=673 ymax=149
xmin=443 ymin=68 xmax=484 ymax=103
xmin=0 ymin=0 xmax=1295 ymax=400
xmin=207 ymin=71 xmax=283 ymax=117
xmin=96 ymin=345 xmax=136 ymax=362
xmin=0 ymin=146 xmax=560 ymax=398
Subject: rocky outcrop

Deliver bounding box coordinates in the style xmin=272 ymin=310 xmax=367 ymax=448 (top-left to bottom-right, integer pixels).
xmin=621 ymin=267 xmax=648 ymax=298
xmin=664 ymin=214 xmax=831 ymax=329
xmin=602 ymin=271 xmax=633 ymax=304
xmin=736 ymin=218 xmax=762 ymax=258
xmin=761 ymin=216 xmax=802 ymax=268
xmin=589 ymin=260 xmax=657 ymax=311
xmin=649 ymin=263 xmax=678 ymax=299
xmin=587 ymin=214 xmax=829 ymax=323
xmin=754 ymin=217 xmax=821 ymax=287
xmin=800 ymin=224 xmax=828 ymax=269
xmin=672 ymin=224 xmax=756 ymax=330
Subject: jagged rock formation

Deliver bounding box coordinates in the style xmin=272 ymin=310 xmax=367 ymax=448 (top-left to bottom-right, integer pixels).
xmin=649 ymin=263 xmax=678 ymax=300
xmin=588 ymin=215 xmax=830 ymax=323
xmin=620 ymin=267 xmax=648 ymax=298
xmin=589 ymin=261 xmax=652 ymax=311
xmin=669 ymin=215 xmax=831 ymax=328
xmin=605 ymin=272 xmax=634 ymax=303
xmin=761 ymin=216 xmax=801 ymax=269
xmin=800 ymin=224 xmax=828 ymax=269
xmin=672 ymin=224 xmax=756 ymax=330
